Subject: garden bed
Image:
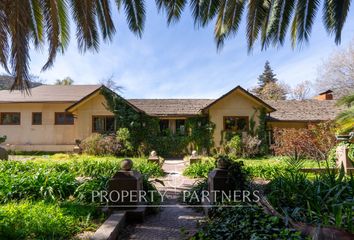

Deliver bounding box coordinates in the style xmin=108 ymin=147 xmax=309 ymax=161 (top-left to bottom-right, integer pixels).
xmin=0 ymin=154 xmax=163 ymax=239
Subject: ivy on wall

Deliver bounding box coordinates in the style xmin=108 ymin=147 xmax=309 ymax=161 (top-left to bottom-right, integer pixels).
xmin=256 ymin=107 xmax=268 ymax=154
xmin=101 ymin=88 xmax=215 ymax=156
xmin=186 ymin=116 xmax=215 ymax=153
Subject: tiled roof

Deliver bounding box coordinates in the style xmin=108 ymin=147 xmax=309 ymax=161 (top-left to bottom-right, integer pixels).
xmin=265 ymin=99 xmax=344 ymax=121
xmin=128 ymin=99 xmax=213 ymax=116
xmin=0 ymin=85 xmax=102 ymax=103
xmin=129 ymin=98 xmax=344 ymax=121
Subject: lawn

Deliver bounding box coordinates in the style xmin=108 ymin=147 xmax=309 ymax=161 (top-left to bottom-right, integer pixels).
xmin=183 ymin=156 xmax=331 ymax=179
xmin=0 ymin=154 xmax=163 ymax=239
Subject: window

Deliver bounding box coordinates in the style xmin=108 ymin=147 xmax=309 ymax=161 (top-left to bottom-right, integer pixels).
xmin=92 ymin=116 xmax=115 ymax=133
xmin=159 ymin=120 xmax=169 ymax=134
xmin=223 ymin=116 xmax=248 ymax=132
xmin=0 ymin=112 xmax=20 ymax=125
xmin=32 ymin=112 xmax=42 ymax=125
xmin=55 ymin=112 xmax=74 ymax=125
xmin=176 ymin=119 xmax=186 ymax=135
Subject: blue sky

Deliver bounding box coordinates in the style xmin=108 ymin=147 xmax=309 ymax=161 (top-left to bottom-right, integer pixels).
xmin=21 ymin=3 xmax=354 ymax=98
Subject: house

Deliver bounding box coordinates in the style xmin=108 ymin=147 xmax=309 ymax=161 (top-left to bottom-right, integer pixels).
xmin=0 ymin=84 xmax=343 ymax=152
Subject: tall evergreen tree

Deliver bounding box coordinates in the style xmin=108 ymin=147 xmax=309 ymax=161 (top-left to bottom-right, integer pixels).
xmin=257 ymin=61 xmax=278 ymax=89
xmin=252 ymin=61 xmax=288 ymax=100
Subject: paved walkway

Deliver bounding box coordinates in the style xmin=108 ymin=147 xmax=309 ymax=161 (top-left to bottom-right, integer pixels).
xmin=126 ymin=160 xmax=204 ymax=240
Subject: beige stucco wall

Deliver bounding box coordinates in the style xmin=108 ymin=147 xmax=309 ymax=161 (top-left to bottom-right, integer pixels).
xmin=71 ymin=94 xmax=114 ymax=140
xmin=0 ymin=102 xmax=77 ymax=151
xmin=208 ymin=90 xmax=267 ymax=147
xmin=0 ymin=93 xmax=113 ymax=152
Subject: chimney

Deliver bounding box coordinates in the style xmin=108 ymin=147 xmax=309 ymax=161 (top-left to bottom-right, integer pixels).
xmin=314 ymin=90 xmax=333 ymax=100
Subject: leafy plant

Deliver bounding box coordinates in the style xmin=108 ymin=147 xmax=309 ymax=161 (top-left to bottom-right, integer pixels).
xmin=183 ymin=159 xmax=215 ymax=178
xmin=0 ymin=135 xmax=6 ymax=144
xmin=192 ymin=203 xmax=304 ymax=240
xmin=225 ymin=135 xmax=242 ymax=157
xmin=267 ymin=168 xmax=354 ymax=232
xmin=81 ymin=133 xmax=122 ymax=156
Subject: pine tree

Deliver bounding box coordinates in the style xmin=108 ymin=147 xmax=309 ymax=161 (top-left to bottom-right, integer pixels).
xmin=252 ymin=61 xmax=288 ymax=100
xmin=257 ymin=61 xmax=277 ymax=89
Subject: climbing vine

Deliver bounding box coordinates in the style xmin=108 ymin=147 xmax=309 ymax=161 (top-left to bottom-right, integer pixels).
xmin=257 ymin=107 xmax=268 ymax=155
xmin=101 ymin=88 xmax=215 ymax=156
xmin=186 ymin=116 xmax=215 ymax=153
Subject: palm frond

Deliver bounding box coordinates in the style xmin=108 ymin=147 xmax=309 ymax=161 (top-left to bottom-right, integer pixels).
xmin=0 ymin=2 xmax=10 ymax=73
xmin=42 ymin=0 xmax=70 ymax=71
xmin=7 ymin=0 xmax=31 ymax=92
xmin=29 ymin=0 xmax=44 ymax=48
xmin=122 ymin=0 xmax=145 ymax=37
xmin=192 ymin=0 xmax=220 ymax=27
xmin=96 ymin=0 xmax=116 ymax=41
xmin=271 ymin=0 xmax=295 ymax=46
xmin=71 ymin=0 xmax=99 ymax=52
xmin=323 ymin=0 xmax=350 ymax=44
xmin=247 ymin=0 xmax=267 ymax=51
xmin=336 ymin=92 xmax=354 ymax=107
xmin=215 ymin=0 xmax=245 ymax=49
xmin=291 ymin=0 xmax=320 ymax=47
xmin=156 ymin=0 xmax=187 ymax=25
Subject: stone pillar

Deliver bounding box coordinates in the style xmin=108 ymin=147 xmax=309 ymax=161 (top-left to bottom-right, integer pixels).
xmin=148 ymin=150 xmax=160 ymax=165
xmin=189 ymin=150 xmax=201 ymax=164
xmin=208 ymin=158 xmax=231 ymax=204
xmin=336 ymin=145 xmax=353 ymax=174
xmin=108 ymin=159 xmax=143 ymax=209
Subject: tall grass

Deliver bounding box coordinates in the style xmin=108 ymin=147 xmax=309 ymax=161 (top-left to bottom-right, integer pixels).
xmin=267 ymin=168 xmax=354 ymax=232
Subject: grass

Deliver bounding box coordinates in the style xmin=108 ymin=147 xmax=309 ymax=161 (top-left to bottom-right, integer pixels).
xmin=183 ymin=156 xmax=329 ymax=179
xmin=0 ymin=153 xmax=164 ymax=239
xmin=0 ymin=201 xmax=104 ymax=240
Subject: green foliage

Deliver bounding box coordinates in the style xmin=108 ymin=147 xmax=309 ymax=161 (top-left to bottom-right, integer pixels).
xmin=267 ymin=169 xmax=354 ymax=232
xmin=0 ymin=135 xmax=6 ymax=144
xmin=192 ymin=203 xmax=304 ymax=240
xmin=102 ymin=88 xmax=216 ymax=156
xmin=0 ymin=155 xmax=163 ymax=203
xmin=0 ymin=201 xmax=103 ymax=240
xmin=181 ymin=179 xmax=208 ymax=206
xmin=186 ymin=116 xmax=215 ymax=153
xmin=336 ymin=91 xmax=354 ymax=134
xmin=81 ymin=133 xmax=122 ymax=156
xmin=116 ymin=128 xmax=134 ymax=156
xmin=225 ymin=135 xmax=242 ymax=157
xmin=183 ymin=159 xmax=216 ymax=178
xmin=257 ymin=107 xmax=269 ymax=155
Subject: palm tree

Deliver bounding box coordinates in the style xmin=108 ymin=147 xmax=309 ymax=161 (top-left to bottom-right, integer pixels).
xmin=336 ymin=92 xmax=354 ymax=134
xmin=0 ymin=0 xmax=351 ymax=91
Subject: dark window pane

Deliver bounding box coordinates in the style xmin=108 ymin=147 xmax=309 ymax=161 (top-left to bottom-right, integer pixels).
xmin=55 ymin=112 xmax=74 ymax=125
xmin=106 ymin=117 xmax=115 ymax=132
xmin=92 ymin=116 xmax=115 ymax=133
xmin=176 ymin=119 xmax=186 ymax=135
xmin=0 ymin=113 xmax=20 ymax=125
xmin=32 ymin=112 xmax=42 ymax=125
xmin=93 ymin=117 xmax=105 ymax=132
xmin=159 ymin=120 xmax=169 ymax=133
xmin=224 ymin=116 xmax=248 ymax=132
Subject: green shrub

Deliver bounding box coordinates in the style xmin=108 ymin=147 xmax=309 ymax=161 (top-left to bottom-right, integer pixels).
xmin=0 ymin=201 xmax=103 ymax=240
xmin=0 ymin=155 xmax=163 ymax=203
xmin=81 ymin=133 xmax=122 ymax=156
xmin=116 ymin=128 xmax=134 ymax=156
xmin=267 ymin=169 xmax=354 ymax=232
xmin=225 ymin=135 xmax=242 ymax=157
xmin=183 ymin=159 xmax=215 ymax=178
xmin=0 ymin=135 xmax=6 ymax=144
xmin=192 ymin=203 xmax=304 ymax=240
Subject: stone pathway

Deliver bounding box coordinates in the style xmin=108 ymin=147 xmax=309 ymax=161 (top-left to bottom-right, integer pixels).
xmin=126 ymin=160 xmax=204 ymax=240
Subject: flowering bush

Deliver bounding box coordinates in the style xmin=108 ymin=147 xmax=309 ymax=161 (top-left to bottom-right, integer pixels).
xmin=81 ymin=133 xmax=122 ymax=156
xmin=272 ymin=122 xmax=336 ymax=160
